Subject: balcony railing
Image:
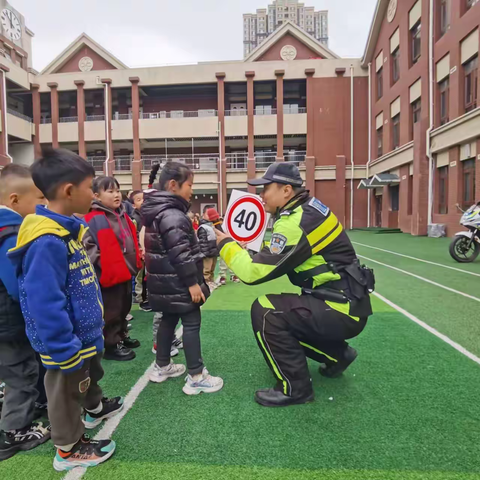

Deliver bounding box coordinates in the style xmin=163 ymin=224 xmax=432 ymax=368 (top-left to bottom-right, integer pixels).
xmin=86 ymin=115 xmax=105 ymax=122
xmin=284 ymin=150 xmax=307 ymax=166
xmin=255 ymin=153 xmax=277 ymax=169
xmin=7 ymin=109 xmax=32 ymax=122
xmin=141 ymin=110 xmax=217 ymax=120
xmin=40 ymin=117 xmax=52 ymax=124
xmin=142 ymin=154 xmax=218 ymax=172
xmin=255 ymin=107 xmax=277 ymax=116
xmin=59 ymin=116 xmax=79 ymax=123
xmin=114 ymin=155 xmax=133 ymax=171
xmin=284 ymin=106 xmax=306 ymax=114
xmin=226 ymin=153 xmax=248 ymax=170
xmin=86 ymin=156 xmax=106 ymax=172
xmin=225 ymin=110 xmax=247 ymax=117
xmin=113 ymin=113 xmax=132 ymax=120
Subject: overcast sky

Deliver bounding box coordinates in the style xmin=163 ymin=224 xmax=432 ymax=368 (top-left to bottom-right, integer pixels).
xmin=13 ymin=0 xmax=377 ymax=71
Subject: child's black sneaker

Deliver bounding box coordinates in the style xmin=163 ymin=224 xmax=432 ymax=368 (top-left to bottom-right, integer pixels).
xmin=83 ymin=397 xmax=124 ymax=429
xmin=139 ymin=302 xmax=152 ymax=312
xmin=123 ymin=336 xmax=140 ymax=349
xmin=0 ymin=421 xmax=51 ymax=461
xmin=53 ymin=434 xmax=115 ymax=471
xmin=104 ymin=343 xmax=136 ymax=361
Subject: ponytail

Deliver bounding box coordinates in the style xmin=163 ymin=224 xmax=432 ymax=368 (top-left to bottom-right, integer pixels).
xmin=148 ymin=163 xmax=161 ymax=189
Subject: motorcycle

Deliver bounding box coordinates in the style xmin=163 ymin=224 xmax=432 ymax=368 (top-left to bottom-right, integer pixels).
xmin=449 ymin=202 xmax=480 ymax=263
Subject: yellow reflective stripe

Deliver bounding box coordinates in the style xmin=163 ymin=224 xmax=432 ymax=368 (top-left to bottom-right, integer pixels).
xmin=258 ymin=295 xmax=275 ymax=309
xmin=40 ymin=351 xmax=80 ymax=365
xmin=40 ymin=346 xmax=96 ymax=362
xmin=312 ymin=223 xmax=343 ymax=254
xmin=299 ymin=342 xmax=338 ymax=363
xmin=256 ymin=331 xmax=288 ymax=395
xmin=40 ymin=346 xmax=97 ymax=366
xmin=325 ymin=300 xmax=360 ymax=322
xmin=307 ymin=214 xmax=338 ymax=246
xmin=60 ymin=350 xmax=97 ymax=369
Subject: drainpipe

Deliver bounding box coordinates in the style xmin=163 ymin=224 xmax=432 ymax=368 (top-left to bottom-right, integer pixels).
xmin=2 ymin=70 xmax=12 ymax=163
xmin=102 ymin=81 xmax=110 ymax=174
xmin=367 ymin=62 xmax=372 ymax=227
xmin=426 ymin=0 xmax=435 ymax=227
xmin=350 ymin=64 xmax=354 ymax=229
xmin=218 ymin=120 xmax=223 ymax=214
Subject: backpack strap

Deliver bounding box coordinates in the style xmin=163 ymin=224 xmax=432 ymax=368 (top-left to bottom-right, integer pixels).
xmin=0 ymin=225 xmax=20 ymax=246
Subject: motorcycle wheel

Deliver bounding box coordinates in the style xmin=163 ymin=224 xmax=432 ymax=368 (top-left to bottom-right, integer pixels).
xmin=449 ymin=236 xmax=480 ymax=263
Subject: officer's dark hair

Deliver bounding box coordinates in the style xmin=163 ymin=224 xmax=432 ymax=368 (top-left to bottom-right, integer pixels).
xmin=92 ymin=176 xmax=120 ymax=194
xmin=31 ymin=147 xmax=95 ymax=201
xmin=149 ymin=161 xmax=193 ymax=191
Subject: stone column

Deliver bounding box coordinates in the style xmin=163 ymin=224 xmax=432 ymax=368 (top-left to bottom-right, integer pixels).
xmin=275 ymin=70 xmax=284 ymax=161
xmin=410 ymin=120 xmax=428 ymax=235
xmin=31 ymin=83 xmax=41 ymax=159
xmin=399 ymin=164 xmax=411 ymax=233
xmin=381 ymin=185 xmax=390 ymax=228
xmin=0 ymin=64 xmax=9 ymax=165
xmin=101 ymin=78 xmax=114 ymax=176
xmin=335 ymin=155 xmax=347 ymax=226
xmin=246 ymin=71 xmax=256 ymax=194
xmin=305 ymin=68 xmax=316 ymax=193
xmin=48 ymin=82 xmax=59 ymax=148
xmin=74 ymin=80 xmax=86 ymax=158
xmin=216 ymin=72 xmax=227 ymax=214
xmin=130 ymin=76 xmax=142 ymax=190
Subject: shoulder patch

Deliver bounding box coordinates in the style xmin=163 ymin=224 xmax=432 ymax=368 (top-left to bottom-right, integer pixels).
xmin=309 ymin=198 xmax=330 ymax=216
xmin=270 ymin=233 xmax=288 ymax=254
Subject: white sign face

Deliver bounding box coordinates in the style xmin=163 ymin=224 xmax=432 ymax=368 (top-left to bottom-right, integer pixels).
xmin=224 ymin=190 xmax=270 ymax=252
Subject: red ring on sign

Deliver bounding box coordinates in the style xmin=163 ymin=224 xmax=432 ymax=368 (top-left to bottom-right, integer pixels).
xmin=226 ymin=196 xmax=266 ymax=243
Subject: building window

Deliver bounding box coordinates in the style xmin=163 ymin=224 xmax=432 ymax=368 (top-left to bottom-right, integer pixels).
xmin=462 ymin=159 xmax=476 ymax=209
xmin=411 ymin=22 xmax=422 ymax=65
xmin=439 ymin=0 xmax=450 ymax=38
xmin=377 ymin=68 xmax=383 ymax=100
xmin=408 ymin=175 xmax=413 ymax=215
xmin=377 ymin=127 xmax=383 ymax=158
xmin=390 ymin=185 xmax=400 ymax=211
xmin=438 ymin=166 xmax=449 ymax=214
xmin=411 ymin=98 xmax=421 ymax=138
xmin=464 ymin=56 xmax=478 ymax=113
xmin=392 ymin=48 xmax=400 ymax=84
xmin=466 ymin=0 xmax=479 ymax=11
xmin=392 ymin=114 xmax=400 ymax=149
xmin=439 ymin=78 xmax=449 ymax=125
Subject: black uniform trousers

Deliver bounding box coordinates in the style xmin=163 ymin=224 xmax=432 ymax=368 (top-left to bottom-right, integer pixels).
xmin=251 ymin=293 xmax=367 ymax=397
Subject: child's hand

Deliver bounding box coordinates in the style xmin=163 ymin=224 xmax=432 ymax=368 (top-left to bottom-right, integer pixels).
xmin=215 ymin=228 xmax=231 ymax=245
xmin=189 ymin=284 xmax=206 ymax=304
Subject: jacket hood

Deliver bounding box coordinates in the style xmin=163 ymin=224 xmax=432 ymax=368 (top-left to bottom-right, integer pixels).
xmin=90 ymin=200 xmax=125 ymax=216
xmin=0 ymin=206 xmax=23 ymax=228
xmin=141 ymin=191 xmax=190 ymax=228
xmin=8 ymin=205 xmax=87 ymax=267
xmin=199 ymin=219 xmax=212 ymax=226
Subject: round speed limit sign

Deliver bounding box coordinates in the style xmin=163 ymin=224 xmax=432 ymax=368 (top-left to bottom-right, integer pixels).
xmin=225 ymin=194 xmax=266 ymax=243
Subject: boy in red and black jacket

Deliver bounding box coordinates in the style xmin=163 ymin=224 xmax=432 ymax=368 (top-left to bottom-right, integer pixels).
xmin=83 ymin=176 xmax=142 ymax=362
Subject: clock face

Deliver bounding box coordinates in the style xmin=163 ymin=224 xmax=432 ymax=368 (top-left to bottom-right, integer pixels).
xmin=1 ymin=9 xmax=21 ymax=41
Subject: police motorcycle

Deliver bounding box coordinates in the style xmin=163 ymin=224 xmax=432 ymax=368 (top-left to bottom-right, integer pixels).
xmin=449 ymin=202 xmax=480 ymax=263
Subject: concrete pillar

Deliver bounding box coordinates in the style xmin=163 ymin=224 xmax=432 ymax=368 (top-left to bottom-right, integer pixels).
xmin=275 ymin=70 xmax=284 ymax=161
xmin=48 ymin=82 xmax=59 ymax=148
xmin=216 ymin=72 xmax=227 ymax=214
xmin=399 ymin=164 xmax=411 ymax=233
xmin=101 ymin=78 xmax=114 ymax=176
xmin=335 ymin=155 xmax=346 ymax=226
xmin=31 ymin=83 xmax=41 ymax=159
xmin=130 ymin=76 xmax=142 ymax=190
xmin=447 ymin=146 xmax=462 ymax=215
xmin=411 ymin=120 xmax=429 ymax=235
xmin=75 ymin=80 xmax=86 ymax=158
xmin=0 ymin=64 xmax=9 ymax=165
xmin=305 ymin=68 xmax=315 ymax=193
xmin=246 ymin=71 xmax=256 ymax=194
xmin=381 ymin=185 xmax=390 ymax=228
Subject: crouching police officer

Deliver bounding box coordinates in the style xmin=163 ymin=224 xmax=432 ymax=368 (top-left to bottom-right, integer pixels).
xmin=215 ymin=163 xmax=374 ymax=407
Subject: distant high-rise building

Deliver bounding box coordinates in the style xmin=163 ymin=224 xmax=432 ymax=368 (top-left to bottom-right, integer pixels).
xmin=243 ymin=0 xmax=328 ymax=57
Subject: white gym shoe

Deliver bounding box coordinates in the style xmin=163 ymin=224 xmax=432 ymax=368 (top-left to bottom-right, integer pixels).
xmin=182 ymin=368 xmax=224 ymax=395
xmin=149 ymin=363 xmax=186 ymax=384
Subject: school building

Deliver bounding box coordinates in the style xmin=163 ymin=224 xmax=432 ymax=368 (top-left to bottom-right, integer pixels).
xmin=0 ymin=0 xmax=478 ymax=234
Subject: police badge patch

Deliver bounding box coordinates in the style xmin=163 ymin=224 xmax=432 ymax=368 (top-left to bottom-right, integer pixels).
xmin=270 ymin=233 xmax=288 ymax=254
xmin=309 ymin=198 xmax=330 ymax=216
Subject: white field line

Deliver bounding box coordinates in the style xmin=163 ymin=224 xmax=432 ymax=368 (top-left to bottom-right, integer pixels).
xmin=373 ymin=292 xmax=480 ymax=366
xmin=358 ymin=254 xmax=480 ymax=303
xmin=63 ymin=362 xmax=155 ymax=480
xmin=353 ymin=241 xmax=480 ymax=278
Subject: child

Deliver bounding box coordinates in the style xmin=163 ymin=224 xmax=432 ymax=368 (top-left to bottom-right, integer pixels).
xmin=198 ymin=207 xmax=219 ymax=291
xmin=8 ymin=149 xmax=122 ymax=471
xmin=0 ymin=164 xmax=50 ymax=461
xmin=83 ymin=177 xmax=142 ymax=362
xmin=142 ymin=162 xmax=223 ymax=394
xmin=205 ymin=209 xmax=240 ymax=285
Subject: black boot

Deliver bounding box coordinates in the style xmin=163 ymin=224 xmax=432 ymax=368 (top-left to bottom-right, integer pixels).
xmin=103 ymin=344 xmax=136 ymax=361
xmin=319 ymin=346 xmax=357 ymax=378
xmin=122 ymin=337 xmax=140 ymax=349
xmin=254 ymin=388 xmax=314 ymax=407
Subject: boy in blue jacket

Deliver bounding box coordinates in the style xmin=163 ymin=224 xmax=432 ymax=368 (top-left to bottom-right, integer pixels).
xmin=0 ymin=164 xmax=50 ymax=462
xmin=8 ymin=149 xmax=123 ymax=472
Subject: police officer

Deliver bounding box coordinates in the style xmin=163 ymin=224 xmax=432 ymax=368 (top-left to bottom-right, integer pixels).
xmin=215 ymin=163 xmax=374 ymax=407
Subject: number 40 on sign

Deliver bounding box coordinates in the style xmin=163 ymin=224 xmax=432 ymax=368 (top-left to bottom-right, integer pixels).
xmin=224 ymin=190 xmax=270 ymax=252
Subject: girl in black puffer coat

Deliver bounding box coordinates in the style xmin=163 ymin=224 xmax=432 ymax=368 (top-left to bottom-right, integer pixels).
xmin=142 ymin=162 xmax=223 ymax=395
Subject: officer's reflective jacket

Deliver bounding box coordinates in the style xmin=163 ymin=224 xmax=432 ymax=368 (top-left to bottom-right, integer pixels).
xmin=218 ymin=191 xmax=371 ymax=318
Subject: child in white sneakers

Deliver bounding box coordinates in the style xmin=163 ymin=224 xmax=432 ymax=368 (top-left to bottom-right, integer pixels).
xmin=142 ymin=163 xmax=223 ymax=395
